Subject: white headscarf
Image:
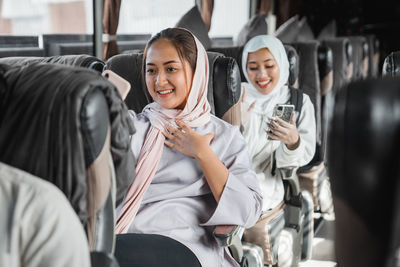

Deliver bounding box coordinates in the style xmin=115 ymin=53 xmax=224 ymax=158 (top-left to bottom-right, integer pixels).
xmin=241 ymin=35 xmax=290 ymax=115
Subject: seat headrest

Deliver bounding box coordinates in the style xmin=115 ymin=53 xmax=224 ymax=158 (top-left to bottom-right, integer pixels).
xmin=235 ymin=13 xmax=268 ymax=46
xmin=105 ymin=51 xmax=241 ymax=118
xmin=175 ymin=6 xmax=212 ymax=49
xmin=211 ymin=55 xmax=241 ymax=118
xmin=382 ymin=51 xmax=400 ymax=77
xmin=366 ymin=34 xmax=380 ymax=77
xmin=0 ymin=54 xmax=105 ymax=72
xmin=328 ymin=77 xmax=400 ymax=266
xmin=284 ymin=44 xmax=300 ymax=87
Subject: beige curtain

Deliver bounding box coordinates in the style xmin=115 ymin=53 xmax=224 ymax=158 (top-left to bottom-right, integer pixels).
xmin=200 ymin=0 xmax=214 ymax=32
xmin=102 ymin=0 xmax=121 ymax=61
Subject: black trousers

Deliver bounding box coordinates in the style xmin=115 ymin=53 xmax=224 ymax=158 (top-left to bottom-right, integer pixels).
xmin=115 ymin=233 xmax=202 ymax=267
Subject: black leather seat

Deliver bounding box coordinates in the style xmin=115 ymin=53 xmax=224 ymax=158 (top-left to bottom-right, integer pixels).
xmin=347 ymin=36 xmax=369 ymax=80
xmin=0 ymin=54 xmax=105 ymax=72
xmin=328 ymin=77 xmax=400 ymax=267
xmin=321 ymin=38 xmax=353 ymax=93
xmin=0 ymin=62 xmax=135 ymax=266
xmin=382 ymin=51 xmax=400 ymax=77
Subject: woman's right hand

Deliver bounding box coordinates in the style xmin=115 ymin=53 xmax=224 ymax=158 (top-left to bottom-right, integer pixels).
xmin=240 ymin=87 xmax=256 ymax=127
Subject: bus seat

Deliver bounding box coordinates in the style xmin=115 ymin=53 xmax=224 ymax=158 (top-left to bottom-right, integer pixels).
xmin=235 ymin=13 xmax=268 ymax=46
xmin=0 ymin=162 xmax=92 ymax=267
xmin=0 ymin=54 xmax=105 ymax=72
xmin=318 ymin=44 xmax=334 ymax=157
xmin=318 ymin=45 xmax=334 ymax=99
xmin=0 ymin=63 xmax=135 ymax=266
xmin=208 ymin=44 xmax=300 ymax=88
xmin=175 ymin=6 xmax=212 ymax=49
xmin=291 ymin=41 xmax=322 ymax=156
xmin=382 ymin=51 xmax=400 ymax=77
xmin=275 ymin=15 xmax=301 ymax=43
xmin=366 ymin=35 xmax=380 ymax=77
xmin=347 ymin=36 xmax=369 ymax=80
xmin=328 ymin=77 xmax=400 ymax=267
xmin=322 ymin=38 xmax=353 ymax=93
xmin=288 ymin=41 xmax=335 ymax=222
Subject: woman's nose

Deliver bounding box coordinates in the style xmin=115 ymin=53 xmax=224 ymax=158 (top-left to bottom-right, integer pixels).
xmin=257 ymin=67 xmax=269 ymax=78
xmin=156 ymin=71 xmax=168 ymax=86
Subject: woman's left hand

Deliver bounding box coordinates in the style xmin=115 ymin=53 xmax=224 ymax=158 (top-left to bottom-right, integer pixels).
xmin=164 ymin=120 xmax=214 ymax=159
xmin=267 ymin=112 xmax=300 ymax=150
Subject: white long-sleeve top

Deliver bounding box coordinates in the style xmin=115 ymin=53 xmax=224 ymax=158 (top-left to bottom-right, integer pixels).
xmin=241 ymin=83 xmax=316 ymax=211
xmin=124 ymin=111 xmax=263 ymax=267
xmin=0 ymin=162 xmax=91 ymax=267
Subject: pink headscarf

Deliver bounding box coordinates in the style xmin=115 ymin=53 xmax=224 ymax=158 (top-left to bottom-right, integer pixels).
xmin=115 ymin=30 xmax=211 ymax=234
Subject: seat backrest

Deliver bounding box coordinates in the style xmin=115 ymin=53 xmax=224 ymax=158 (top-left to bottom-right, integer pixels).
xmin=104 ymin=51 xmax=242 ymax=124
xmin=291 ymin=41 xmax=322 ymax=154
xmin=0 ymin=63 xmax=135 ymax=253
xmin=317 ymin=44 xmax=334 ymax=161
xmin=347 ymin=36 xmax=369 ymax=80
xmin=0 ymin=54 xmax=105 ymax=72
xmin=366 ymin=34 xmax=380 ymax=77
xmin=382 ymin=51 xmax=400 ymax=77
xmin=327 ymin=77 xmax=400 ymax=267
xmin=322 ymin=38 xmax=353 ymax=93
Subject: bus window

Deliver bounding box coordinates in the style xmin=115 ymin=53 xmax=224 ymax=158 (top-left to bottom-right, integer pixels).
xmin=0 ymin=0 xmax=93 ymax=35
xmin=117 ymin=0 xmax=195 ymax=35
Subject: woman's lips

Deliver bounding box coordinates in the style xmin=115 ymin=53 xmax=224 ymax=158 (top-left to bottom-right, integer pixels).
xmin=257 ymin=80 xmax=271 ymax=89
xmin=157 ymin=89 xmax=174 ymax=97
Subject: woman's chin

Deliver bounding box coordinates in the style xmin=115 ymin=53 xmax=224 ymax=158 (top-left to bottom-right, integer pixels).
xmin=256 ymin=86 xmax=274 ymax=95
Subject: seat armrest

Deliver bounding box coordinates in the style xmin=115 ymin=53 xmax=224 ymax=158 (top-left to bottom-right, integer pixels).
xmin=279 ymin=167 xmax=300 ymax=196
xmin=213 ymin=225 xmax=244 ymax=263
xmin=279 ymin=167 xmax=303 ymax=232
xmin=90 ymin=251 xmax=120 ymax=267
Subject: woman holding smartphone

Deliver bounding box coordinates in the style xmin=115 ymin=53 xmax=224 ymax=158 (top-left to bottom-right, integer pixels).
xmin=240 ymin=35 xmax=316 ymax=213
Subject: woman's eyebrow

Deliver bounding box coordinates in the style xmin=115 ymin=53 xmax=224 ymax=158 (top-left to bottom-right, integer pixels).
xmin=248 ymin=58 xmax=273 ymax=64
xmin=163 ymin=60 xmax=180 ymax=65
xmin=146 ymin=60 xmax=180 ymax=66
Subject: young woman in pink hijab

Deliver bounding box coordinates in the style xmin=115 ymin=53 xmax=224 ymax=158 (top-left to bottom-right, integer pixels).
xmin=114 ymin=28 xmax=262 ymax=267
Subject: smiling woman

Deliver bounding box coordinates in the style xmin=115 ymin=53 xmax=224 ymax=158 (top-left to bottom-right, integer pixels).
xmin=114 ymin=27 xmax=262 ymax=267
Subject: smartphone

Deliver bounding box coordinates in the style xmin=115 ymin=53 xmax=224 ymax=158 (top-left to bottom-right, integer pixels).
xmin=265 ymin=104 xmax=295 ymax=139
xmin=102 ymin=70 xmax=131 ymax=100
